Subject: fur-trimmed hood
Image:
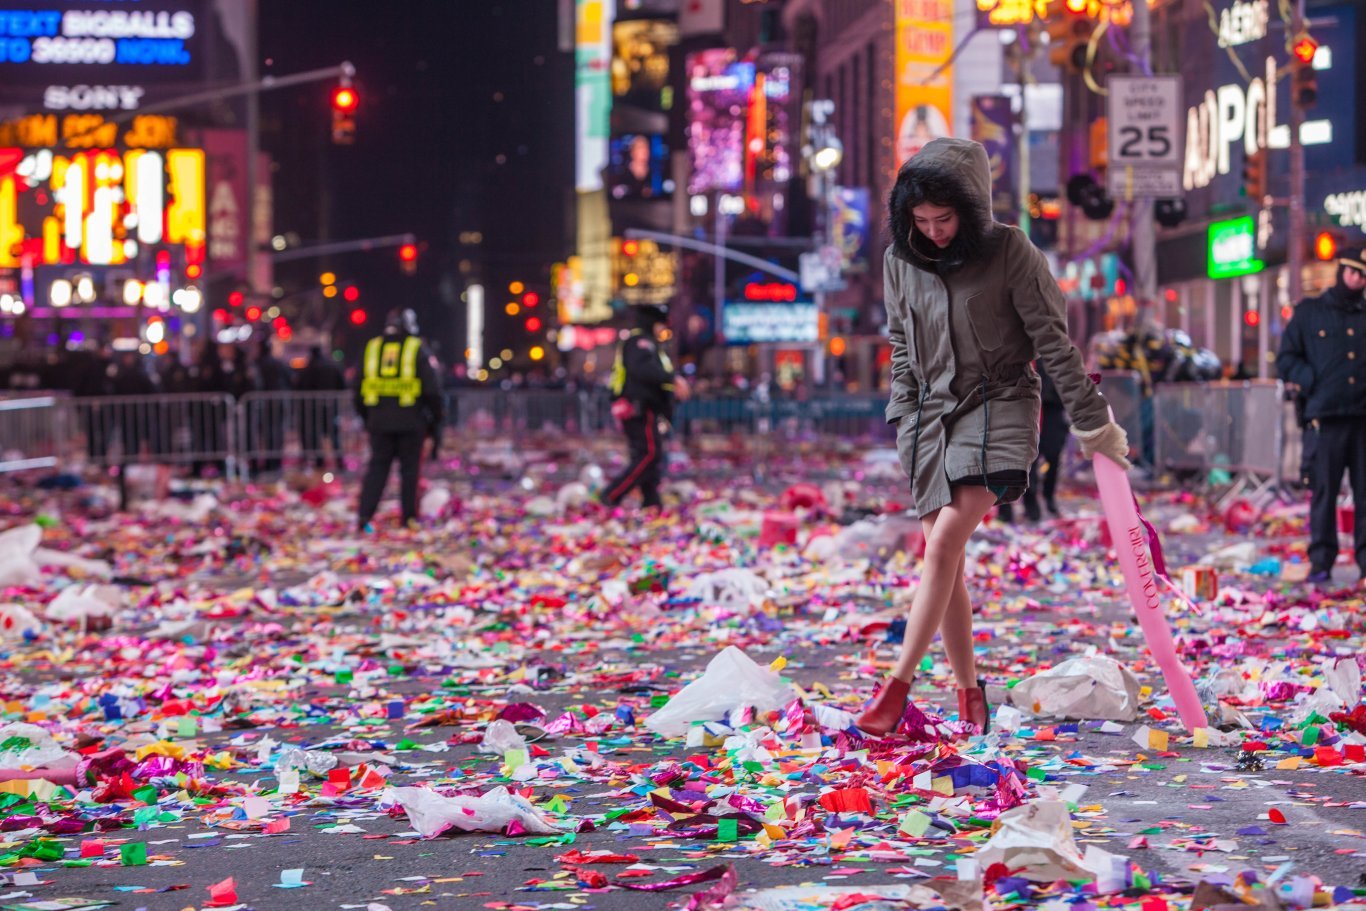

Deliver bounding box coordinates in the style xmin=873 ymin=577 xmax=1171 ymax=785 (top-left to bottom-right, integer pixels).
xmin=888 ymin=138 xmax=997 ymax=273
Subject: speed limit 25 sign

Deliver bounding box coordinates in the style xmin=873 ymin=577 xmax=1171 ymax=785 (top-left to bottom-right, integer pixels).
xmin=1106 ymin=75 xmax=1184 ymax=199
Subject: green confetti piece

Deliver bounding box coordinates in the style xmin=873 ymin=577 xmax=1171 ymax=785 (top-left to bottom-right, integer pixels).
xmin=504 ymin=748 xmax=529 ymax=770
xmin=651 ymin=695 xmax=670 ymax=708
xmin=132 ymin=785 xmax=158 ymax=804
xmin=120 ymin=842 xmax=147 ymax=866
xmin=717 ymin=818 xmax=739 ymax=842
xmin=177 ymin=717 xmax=197 ymax=738
xmin=394 ymin=738 xmax=418 ymax=751
xmin=335 ymin=669 xmax=353 ymax=685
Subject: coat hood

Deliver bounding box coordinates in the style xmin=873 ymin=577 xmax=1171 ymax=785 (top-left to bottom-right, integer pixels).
xmin=888 ymin=138 xmax=996 ymax=272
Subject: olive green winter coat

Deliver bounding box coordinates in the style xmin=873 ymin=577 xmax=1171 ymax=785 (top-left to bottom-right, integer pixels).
xmin=883 ymin=138 xmax=1110 ymax=518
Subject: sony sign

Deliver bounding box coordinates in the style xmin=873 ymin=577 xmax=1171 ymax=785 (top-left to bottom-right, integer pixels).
xmin=1183 ymin=56 xmax=1276 ymax=191
xmin=43 ymin=84 xmax=144 ymax=110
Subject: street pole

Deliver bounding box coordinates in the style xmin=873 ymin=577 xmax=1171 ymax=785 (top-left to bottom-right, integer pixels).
xmin=1129 ymin=0 xmax=1158 ymax=325
xmin=1017 ymin=35 xmax=1031 ymax=237
xmin=245 ymin=0 xmax=261 ymax=299
xmin=1286 ymin=0 xmax=1307 ymax=306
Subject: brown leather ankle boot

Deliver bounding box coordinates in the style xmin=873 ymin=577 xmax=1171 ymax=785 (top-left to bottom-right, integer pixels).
xmin=957 ymin=679 xmax=989 ymax=732
xmin=856 ymin=676 xmax=912 ymax=737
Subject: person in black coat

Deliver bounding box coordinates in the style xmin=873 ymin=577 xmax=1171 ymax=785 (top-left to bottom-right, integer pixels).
xmin=296 ymin=345 xmax=347 ymax=468
xmin=249 ymin=337 xmax=292 ymax=474
xmin=193 ymin=343 xmax=255 ymax=477
xmin=1276 ymin=247 xmax=1366 ymax=586
xmin=1000 ymin=360 xmax=1069 ymax=522
xmin=109 ymin=351 xmax=157 ymax=458
xmin=600 ymin=305 xmax=682 ymax=510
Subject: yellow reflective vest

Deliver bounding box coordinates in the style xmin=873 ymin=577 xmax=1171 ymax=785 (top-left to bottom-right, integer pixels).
xmin=360 ymin=335 xmax=423 ymax=407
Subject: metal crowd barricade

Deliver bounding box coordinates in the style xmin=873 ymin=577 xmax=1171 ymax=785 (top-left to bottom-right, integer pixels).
xmin=1095 ymin=370 xmax=1143 ymax=457
xmin=61 ymin=393 xmax=240 ymax=476
xmin=1153 ymin=382 xmax=1216 ymax=477
xmin=0 ymin=395 xmax=65 ymax=473
xmin=238 ymin=390 xmax=367 ymax=475
xmin=1220 ymin=379 xmax=1286 ymax=502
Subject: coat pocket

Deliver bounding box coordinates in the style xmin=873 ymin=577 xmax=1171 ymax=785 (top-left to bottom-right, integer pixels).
xmin=964 ymin=292 xmax=1004 ymax=351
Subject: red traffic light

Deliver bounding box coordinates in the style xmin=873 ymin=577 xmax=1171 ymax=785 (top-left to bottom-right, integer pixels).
xmin=621 ymin=239 xmax=639 ymax=256
xmin=1244 ymin=310 xmax=1260 ymax=327
xmin=398 ymin=243 xmax=418 ymax=262
xmin=343 ymin=285 xmax=360 ymax=302
xmin=245 ymin=305 xmax=262 ymax=321
xmin=332 ymin=86 xmax=358 ymax=112
xmin=1292 ymin=35 xmax=1318 ymax=65
xmin=349 ymin=308 xmax=367 ymax=326
xmin=522 ymin=291 xmax=539 ymax=308
xmin=1314 ymin=231 xmax=1337 ymax=261
xmin=525 ymin=316 xmax=542 ymax=333
xmin=228 ymin=290 xmax=244 ymax=307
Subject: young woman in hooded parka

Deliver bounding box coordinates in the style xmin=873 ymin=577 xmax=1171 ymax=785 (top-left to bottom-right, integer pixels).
xmin=857 ymin=138 xmax=1132 ymax=737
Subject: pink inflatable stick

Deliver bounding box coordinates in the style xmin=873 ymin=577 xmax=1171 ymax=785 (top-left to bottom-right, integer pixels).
xmin=1094 ymin=453 xmax=1209 ymax=731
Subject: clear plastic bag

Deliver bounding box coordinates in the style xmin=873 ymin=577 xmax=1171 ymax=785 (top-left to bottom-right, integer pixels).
xmin=476 ymin=719 xmax=528 ymax=755
xmin=644 ymin=646 xmax=795 ymax=737
xmin=383 ymin=785 xmax=564 ymax=838
xmin=1009 ymin=655 xmax=1141 ymax=721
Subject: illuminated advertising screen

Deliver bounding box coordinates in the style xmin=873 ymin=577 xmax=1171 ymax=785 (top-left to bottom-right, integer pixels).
xmin=0 ymin=145 xmax=204 ymax=269
xmin=722 ymin=301 xmax=818 ymax=344
xmin=0 ymin=1 xmax=212 ymax=108
xmin=611 ymin=19 xmax=677 ymax=112
xmin=686 ymin=49 xmax=753 ymax=195
xmin=607 ymin=133 xmax=670 ymax=200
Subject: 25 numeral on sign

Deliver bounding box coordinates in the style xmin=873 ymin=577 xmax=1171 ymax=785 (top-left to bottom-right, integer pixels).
xmin=1116 ymin=125 xmax=1172 ymax=160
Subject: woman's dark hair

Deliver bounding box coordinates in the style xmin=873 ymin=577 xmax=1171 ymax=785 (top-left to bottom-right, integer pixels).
xmin=888 ymin=160 xmax=994 ymax=273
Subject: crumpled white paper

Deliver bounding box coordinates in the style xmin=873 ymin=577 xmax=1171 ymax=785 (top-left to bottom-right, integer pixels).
xmin=1010 ymin=654 xmax=1141 ymax=721
xmin=976 ymin=800 xmax=1124 ymax=886
xmin=0 ymin=722 xmax=72 ymax=768
xmin=644 ymin=646 xmax=795 ymax=737
xmin=382 ymin=785 xmax=564 ymax=838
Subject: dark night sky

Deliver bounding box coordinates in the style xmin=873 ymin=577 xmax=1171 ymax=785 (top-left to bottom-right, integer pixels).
xmin=258 ymin=0 xmax=574 ymax=362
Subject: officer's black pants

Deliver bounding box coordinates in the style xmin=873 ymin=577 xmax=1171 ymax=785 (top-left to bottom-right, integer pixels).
xmin=1021 ymin=406 xmax=1068 ymax=511
xmin=602 ymin=411 xmax=662 ymax=509
xmin=358 ymin=430 xmax=424 ymax=527
xmin=1308 ymin=418 xmax=1366 ymax=576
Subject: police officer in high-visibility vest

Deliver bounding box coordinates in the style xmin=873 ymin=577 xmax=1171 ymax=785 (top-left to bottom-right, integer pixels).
xmin=354 ymin=308 xmax=444 ymax=531
xmin=600 ymin=304 xmax=688 ymax=510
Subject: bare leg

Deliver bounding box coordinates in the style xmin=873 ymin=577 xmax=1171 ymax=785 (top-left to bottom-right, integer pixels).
xmin=892 ymin=485 xmax=997 ymax=683
xmin=938 ymin=551 xmax=978 ymax=688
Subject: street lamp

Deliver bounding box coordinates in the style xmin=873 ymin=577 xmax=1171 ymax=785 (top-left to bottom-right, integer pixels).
xmin=49 ymin=279 xmax=72 ymax=308
xmin=811 ymin=134 xmax=843 ymax=173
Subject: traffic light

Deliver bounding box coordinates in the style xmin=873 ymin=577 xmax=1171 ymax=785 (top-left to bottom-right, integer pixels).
xmin=522 ymin=291 xmax=539 ymax=308
xmin=1313 ymin=230 xmax=1339 ymax=261
xmin=331 ymin=84 xmax=358 ymax=145
xmin=1154 ymin=198 xmax=1187 ymax=228
xmin=1241 ymin=149 xmax=1267 ymax=202
xmin=399 ymin=243 xmax=418 ymax=275
xmin=1045 ymin=0 xmax=1094 ymax=74
xmin=349 ymin=308 xmax=367 ymax=326
xmin=525 ymin=316 xmax=543 ymax=333
xmin=1291 ymin=35 xmax=1318 ymax=109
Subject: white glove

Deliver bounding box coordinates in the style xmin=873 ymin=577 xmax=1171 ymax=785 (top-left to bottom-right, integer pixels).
xmin=1072 ymin=421 xmax=1131 ymax=470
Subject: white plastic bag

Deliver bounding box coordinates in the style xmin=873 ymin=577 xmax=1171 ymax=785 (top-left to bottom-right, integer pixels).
xmin=0 ymin=722 xmax=72 ymax=768
xmin=383 ymin=785 xmax=564 ymax=838
xmin=976 ymin=800 xmax=1123 ymax=884
xmin=683 ymin=569 xmax=769 ymax=611
xmin=419 ymin=485 xmax=452 ymax=519
xmin=0 ymin=524 xmax=42 ymax=588
xmin=44 ymin=584 xmax=121 ymax=626
xmin=0 ymin=604 xmax=43 ymax=639
xmin=476 ymin=719 xmax=528 ymax=755
xmin=644 ymin=646 xmax=795 ymax=737
xmin=1010 ymin=655 xmax=1141 ymax=721
xmin=554 ymin=482 xmax=591 ymax=512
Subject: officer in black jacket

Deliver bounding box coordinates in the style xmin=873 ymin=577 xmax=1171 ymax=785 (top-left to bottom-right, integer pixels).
xmin=600 ymin=304 xmax=681 ymax=510
xmin=354 ymin=308 xmax=445 ymax=531
xmin=1276 ymin=247 xmax=1366 ymax=585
